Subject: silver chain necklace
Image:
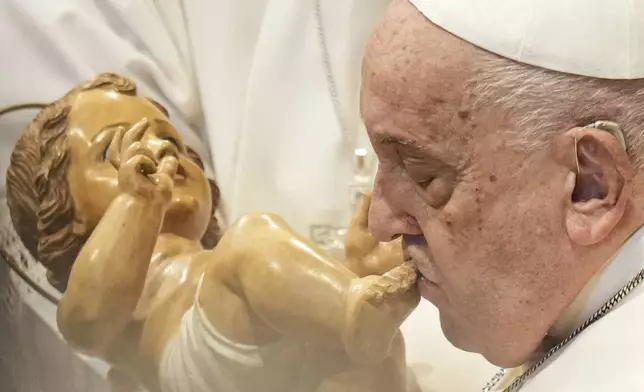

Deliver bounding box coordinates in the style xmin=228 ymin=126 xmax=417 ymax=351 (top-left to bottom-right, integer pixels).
xmin=483 ymin=268 xmax=644 ymax=392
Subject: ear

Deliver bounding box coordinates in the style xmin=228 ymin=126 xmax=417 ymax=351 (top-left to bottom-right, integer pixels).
xmin=558 ymin=127 xmax=634 ymax=245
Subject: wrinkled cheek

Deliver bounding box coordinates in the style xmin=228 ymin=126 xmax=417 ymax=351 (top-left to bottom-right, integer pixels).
xmin=437 ymin=192 xmax=485 ymax=240
xmin=426 ymin=193 xmax=498 ymax=292
xmin=414 ymin=188 xmax=485 ymax=267
xmin=440 ymin=198 xmax=517 ymax=280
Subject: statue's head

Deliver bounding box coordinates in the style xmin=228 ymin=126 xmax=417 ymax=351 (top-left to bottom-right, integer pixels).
xmin=6 ymin=73 xmax=221 ymax=291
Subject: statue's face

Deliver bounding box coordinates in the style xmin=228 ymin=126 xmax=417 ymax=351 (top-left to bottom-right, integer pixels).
xmin=65 ymin=89 xmax=212 ymax=240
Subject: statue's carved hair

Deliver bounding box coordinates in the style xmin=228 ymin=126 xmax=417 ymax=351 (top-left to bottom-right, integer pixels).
xmin=6 ymin=73 xmax=221 ymax=291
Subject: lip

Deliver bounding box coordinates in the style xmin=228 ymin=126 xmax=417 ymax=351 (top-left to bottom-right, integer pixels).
xmin=403 ymin=236 xmax=441 ymax=285
xmin=404 ymin=254 xmax=440 ymax=286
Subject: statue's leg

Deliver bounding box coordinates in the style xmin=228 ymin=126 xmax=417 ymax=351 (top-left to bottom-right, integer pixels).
xmin=199 ymin=213 xmax=420 ymax=365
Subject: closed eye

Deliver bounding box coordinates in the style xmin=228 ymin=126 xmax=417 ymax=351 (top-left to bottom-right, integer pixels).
xmin=102 ymin=142 xmax=110 ymax=161
xmin=417 ymin=178 xmax=435 ymax=188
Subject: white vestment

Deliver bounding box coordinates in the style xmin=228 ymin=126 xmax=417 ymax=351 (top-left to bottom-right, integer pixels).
xmin=493 ymin=227 xmax=644 ymax=391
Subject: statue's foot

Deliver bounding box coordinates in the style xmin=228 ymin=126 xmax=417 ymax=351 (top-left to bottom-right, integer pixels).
xmin=343 ymin=263 xmax=421 ymax=365
xmin=363 ymin=262 xmax=418 ymax=306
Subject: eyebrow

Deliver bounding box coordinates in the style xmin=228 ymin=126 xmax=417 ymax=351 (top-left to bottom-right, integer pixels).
xmin=378 ymin=134 xmax=452 ymax=168
xmin=146 ymin=98 xmax=170 ymax=118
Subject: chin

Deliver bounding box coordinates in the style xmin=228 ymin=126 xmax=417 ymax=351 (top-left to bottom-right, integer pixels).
xmin=438 ymin=311 xmax=480 ymax=354
xmin=441 ymin=317 xmax=537 ymax=368
xmin=438 ymin=310 xmax=524 ymax=368
xmin=440 ymin=312 xmax=538 ymax=367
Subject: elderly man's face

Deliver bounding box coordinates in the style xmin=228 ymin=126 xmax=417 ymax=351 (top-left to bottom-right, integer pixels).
xmin=362 ymin=0 xmax=591 ymax=366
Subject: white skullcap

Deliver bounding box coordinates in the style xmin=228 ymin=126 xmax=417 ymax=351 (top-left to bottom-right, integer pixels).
xmin=409 ymin=0 xmax=644 ymax=80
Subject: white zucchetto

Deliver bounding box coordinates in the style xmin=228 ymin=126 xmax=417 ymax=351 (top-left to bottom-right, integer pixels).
xmin=410 ymin=0 xmax=644 ymax=79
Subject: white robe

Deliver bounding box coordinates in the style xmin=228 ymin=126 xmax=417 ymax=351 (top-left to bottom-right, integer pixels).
xmin=493 ymin=227 xmax=644 ymax=391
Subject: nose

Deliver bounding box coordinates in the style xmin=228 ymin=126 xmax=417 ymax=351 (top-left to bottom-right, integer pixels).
xmin=368 ymin=177 xmax=423 ymax=242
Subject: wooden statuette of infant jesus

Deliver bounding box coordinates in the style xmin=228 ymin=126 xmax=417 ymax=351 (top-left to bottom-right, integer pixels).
xmin=5 ymin=73 xmax=419 ymax=392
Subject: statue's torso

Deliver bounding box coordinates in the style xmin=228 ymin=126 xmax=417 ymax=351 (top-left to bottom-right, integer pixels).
xmin=134 ymin=249 xmax=341 ymax=392
xmin=129 ymin=239 xmax=357 ymax=392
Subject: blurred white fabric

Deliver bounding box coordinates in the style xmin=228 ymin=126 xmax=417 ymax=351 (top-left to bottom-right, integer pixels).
xmin=182 ymin=0 xmax=390 ymax=234
xmin=0 ymin=0 xmax=496 ymax=391
xmin=0 ymin=0 xmax=210 ymax=181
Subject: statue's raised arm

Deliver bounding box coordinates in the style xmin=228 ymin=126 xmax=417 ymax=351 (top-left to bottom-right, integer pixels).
xmin=6 ymin=73 xmax=420 ymax=392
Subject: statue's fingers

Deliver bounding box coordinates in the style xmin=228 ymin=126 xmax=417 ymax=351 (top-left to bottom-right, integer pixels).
xmin=131 ymin=154 xmax=157 ymax=176
xmin=118 ymin=155 xmax=157 ymax=199
xmin=122 ymin=142 xmax=156 ymax=166
xmin=152 ymin=157 xmax=178 ymax=198
xmin=122 ymin=117 xmax=150 ymax=149
xmin=158 ymin=140 xmax=179 ymax=161
xmin=157 ymin=156 xmax=179 ymax=178
xmin=352 ymin=192 xmax=373 ymax=230
xmin=345 ymin=193 xmax=378 ymax=258
xmin=108 ymin=127 xmax=124 ymax=168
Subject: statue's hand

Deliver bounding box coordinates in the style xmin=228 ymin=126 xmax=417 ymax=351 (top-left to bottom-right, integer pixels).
xmin=107 ymin=118 xmax=179 ymax=205
xmin=345 ymin=193 xmax=404 ymax=277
